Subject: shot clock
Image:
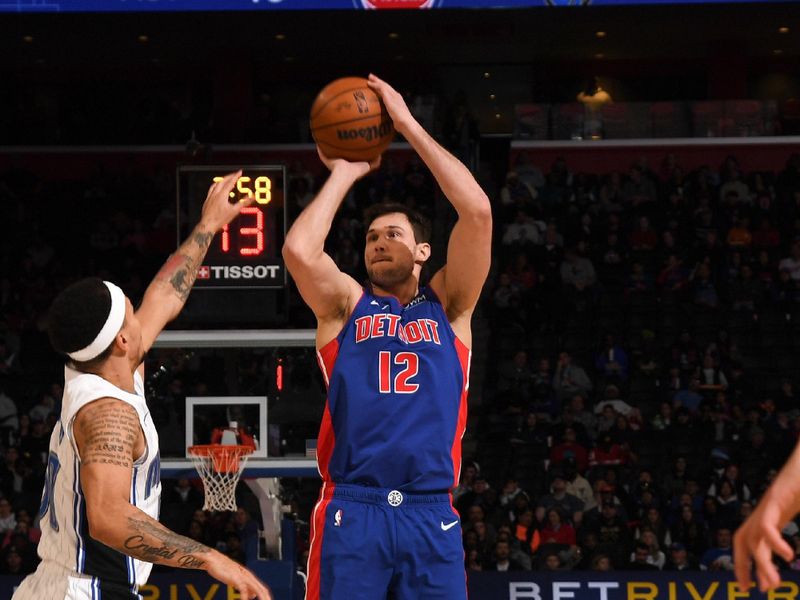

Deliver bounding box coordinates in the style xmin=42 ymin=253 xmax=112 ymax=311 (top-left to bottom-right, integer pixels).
xmin=176 ymin=165 xmax=287 ymax=289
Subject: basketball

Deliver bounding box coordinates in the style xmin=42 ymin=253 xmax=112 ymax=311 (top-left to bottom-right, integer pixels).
xmin=310 ymin=76 xmax=395 ymax=163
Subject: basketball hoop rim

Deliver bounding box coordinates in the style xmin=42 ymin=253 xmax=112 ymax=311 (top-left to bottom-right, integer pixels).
xmin=188 ymin=444 xmax=255 ymax=458
xmin=188 ymin=444 xmax=253 ymax=510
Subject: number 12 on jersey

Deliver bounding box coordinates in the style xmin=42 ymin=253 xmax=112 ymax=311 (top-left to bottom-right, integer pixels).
xmin=378 ymin=351 xmax=419 ymax=394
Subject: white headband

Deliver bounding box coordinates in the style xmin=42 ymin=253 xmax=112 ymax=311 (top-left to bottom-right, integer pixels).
xmin=68 ymin=281 xmax=126 ymax=362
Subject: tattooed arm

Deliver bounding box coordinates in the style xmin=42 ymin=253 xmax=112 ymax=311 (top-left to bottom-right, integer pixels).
xmin=135 ymin=170 xmax=255 ymax=357
xmin=75 ymin=398 xmax=272 ymax=599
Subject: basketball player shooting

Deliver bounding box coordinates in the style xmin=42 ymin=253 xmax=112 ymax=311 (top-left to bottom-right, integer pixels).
xmin=283 ymin=74 xmax=492 ymax=600
xmin=14 ymin=172 xmax=272 ymax=600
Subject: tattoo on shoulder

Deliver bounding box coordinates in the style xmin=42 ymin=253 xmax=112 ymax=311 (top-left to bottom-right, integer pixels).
xmin=76 ymin=399 xmax=138 ymax=469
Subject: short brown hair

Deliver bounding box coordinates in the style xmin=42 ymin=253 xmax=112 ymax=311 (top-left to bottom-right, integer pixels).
xmin=363 ymin=203 xmax=431 ymax=244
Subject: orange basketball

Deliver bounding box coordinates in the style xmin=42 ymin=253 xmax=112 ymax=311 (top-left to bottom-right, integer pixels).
xmin=310 ymin=76 xmax=395 ymax=163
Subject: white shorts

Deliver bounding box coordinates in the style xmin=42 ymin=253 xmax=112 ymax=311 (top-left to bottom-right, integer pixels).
xmin=13 ymin=561 xmax=140 ymax=600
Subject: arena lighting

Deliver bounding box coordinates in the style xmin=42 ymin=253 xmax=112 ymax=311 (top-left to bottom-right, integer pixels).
xmin=489 ymin=94 xmax=496 ymax=100
xmin=596 ymin=31 xmax=607 ymax=38
xmin=137 ymin=34 xmax=149 ymax=43
xmin=388 ymin=32 xmax=400 ymax=39
xmin=595 ymin=53 xmax=605 ymax=59
xmin=22 ymin=35 xmax=33 ymax=43
xmin=779 ymin=26 xmax=790 ymax=33
xmin=274 ymin=33 xmax=285 ymax=40
xmin=483 ymin=71 xmax=491 ymax=79
xmin=773 ymin=49 xmax=784 ymax=55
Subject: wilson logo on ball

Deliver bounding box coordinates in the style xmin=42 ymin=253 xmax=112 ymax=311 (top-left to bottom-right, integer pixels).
xmin=336 ymin=122 xmax=393 ymax=143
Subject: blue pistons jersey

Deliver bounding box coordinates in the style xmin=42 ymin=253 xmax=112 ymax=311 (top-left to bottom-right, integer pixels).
xmin=315 ymin=286 xmax=471 ymax=493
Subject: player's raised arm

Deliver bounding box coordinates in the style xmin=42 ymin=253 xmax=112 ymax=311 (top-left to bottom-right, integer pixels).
xmin=367 ymin=74 xmax=492 ymax=329
xmin=135 ymin=171 xmax=254 ymax=356
xmin=74 ymin=397 xmax=272 ymax=600
xmin=282 ymin=152 xmax=376 ymax=335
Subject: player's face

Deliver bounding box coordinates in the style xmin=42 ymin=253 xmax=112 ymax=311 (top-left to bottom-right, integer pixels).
xmin=364 ymin=213 xmax=428 ymax=288
xmin=121 ymin=297 xmax=145 ymax=364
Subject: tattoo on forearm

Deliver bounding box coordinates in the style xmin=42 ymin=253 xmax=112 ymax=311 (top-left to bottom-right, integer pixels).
xmin=77 ymin=400 xmax=138 ymax=468
xmin=192 ymin=231 xmax=214 ymax=250
xmin=168 ymin=255 xmax=197 ymax=302
xmin=123 ymin=516 xmax=211 ymax=569
xmin=155 ymin=253 xmax=199 ymax=302
xmin=122 ymin=536 xmax=207 ymax=568
xmin=153 ymin=229 xmax=215 ymax=302
xmin=177 ymin=555 xmax=206 ymax=568
xmin=124 ymin=536 xmax=179 ymax=560
xmin=127 ymin=517 xmax=209 ymax=553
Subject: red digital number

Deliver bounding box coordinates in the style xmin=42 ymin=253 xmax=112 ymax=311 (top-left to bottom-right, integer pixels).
xmin=221 ymin=225 xmax=230 ymax=252
xmin=219 ymin=207 xmax=264 ymax=256
xmin=239 ymin=206 xmax=264 ymax=256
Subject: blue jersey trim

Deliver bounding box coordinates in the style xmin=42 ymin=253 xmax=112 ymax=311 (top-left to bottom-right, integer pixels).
xmin=127 ymin=466 xmax=138 ymax=590
xmin=74 ymin=456 xmax=86 ymax=573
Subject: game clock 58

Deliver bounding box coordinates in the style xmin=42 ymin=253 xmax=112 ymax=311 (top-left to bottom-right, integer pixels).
xmin=176 ymin=165 xmax=286 ymax=289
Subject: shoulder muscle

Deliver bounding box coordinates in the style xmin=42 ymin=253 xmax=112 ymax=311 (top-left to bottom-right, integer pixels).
xmin=73 ymin=398 xmax=139 ymax=469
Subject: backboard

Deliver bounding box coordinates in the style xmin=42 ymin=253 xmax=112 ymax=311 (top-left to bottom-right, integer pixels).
xmin=185 ymin=396 xmax=268 ymax=459
xmin=150 ymin=329 xmax=322 ymax=481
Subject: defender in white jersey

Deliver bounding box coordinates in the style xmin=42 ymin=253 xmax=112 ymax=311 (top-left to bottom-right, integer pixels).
xmin=14 ymin=172 xmax=272 ymax=600
xmin=20 ymin=366 xmax=161 ymax=598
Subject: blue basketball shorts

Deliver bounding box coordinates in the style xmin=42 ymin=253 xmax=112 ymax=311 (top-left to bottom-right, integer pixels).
xmin=306 ymin=483 xmax=466 ymax=600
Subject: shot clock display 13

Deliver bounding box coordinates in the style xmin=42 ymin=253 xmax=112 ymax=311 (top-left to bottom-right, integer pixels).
xmin=176 ymin=165 xmax=286 ymax=289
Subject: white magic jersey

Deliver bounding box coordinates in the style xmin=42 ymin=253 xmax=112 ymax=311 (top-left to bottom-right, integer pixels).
xmin=14 ymin=366 xmax=161 ymax=600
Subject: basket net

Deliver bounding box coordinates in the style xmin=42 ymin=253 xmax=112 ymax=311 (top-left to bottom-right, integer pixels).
xmin=188 ymin=444 xmax=254 ymax=512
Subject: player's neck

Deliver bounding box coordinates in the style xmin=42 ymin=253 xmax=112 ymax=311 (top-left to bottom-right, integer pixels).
xmin=87 ymin=356 xmax=136 ymax=394
xmin=370 ymin=278 xmax=420 ymax=306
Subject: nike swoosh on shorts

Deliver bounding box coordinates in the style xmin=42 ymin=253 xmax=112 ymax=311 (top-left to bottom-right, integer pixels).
xmin=440 ymin=520 xmax=459 ymax=531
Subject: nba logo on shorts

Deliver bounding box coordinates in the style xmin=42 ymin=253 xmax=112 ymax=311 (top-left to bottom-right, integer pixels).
xmin=334 ymin=509 xmax=343 ymax=527
xmin=355 ymin=0 xmax=440 ymax=8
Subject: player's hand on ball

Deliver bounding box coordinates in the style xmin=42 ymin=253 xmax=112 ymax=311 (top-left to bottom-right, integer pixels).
xmin=200 ymin=170 xmax=257 ymax=233
xmin=317 ymin=146 xmax=381 ymax=180
xmin=367 ymin=73 xmax=414 ymax=133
